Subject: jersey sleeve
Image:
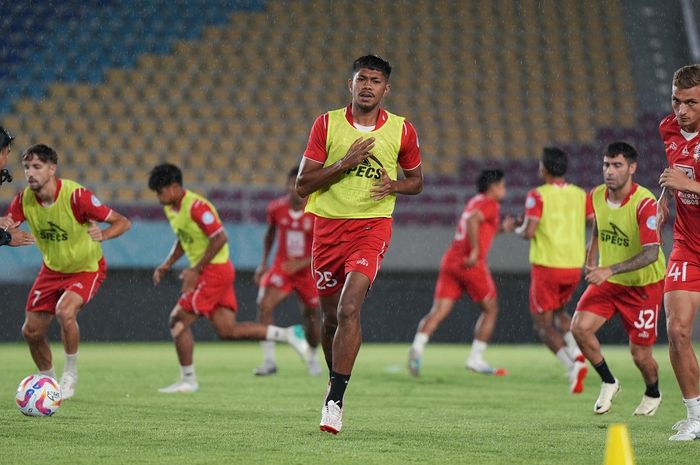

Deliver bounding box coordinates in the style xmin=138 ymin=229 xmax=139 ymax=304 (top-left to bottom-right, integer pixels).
xmin=636 ymin=197 xmax=660 ymax=245
xmin=6 ymin=192 xmax=25 ymax=223
xmin=70 ymin=188 xmax=112 ymax=224
xmin=303 ymin=113 xmax=329 ymax=164
xmin=585 ymin=191 xmax=594 ymax=220
xmin=190 ymin=200 xmax=224 ymax=238
xmin=398 ymin=121 xmax=422 ymax=170
xmin=524 ymin=189 xmax=543 ymax=219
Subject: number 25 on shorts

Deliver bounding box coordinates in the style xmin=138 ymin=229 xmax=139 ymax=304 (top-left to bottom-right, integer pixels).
xmin=315 ymin=270 xmax=338 ymax=290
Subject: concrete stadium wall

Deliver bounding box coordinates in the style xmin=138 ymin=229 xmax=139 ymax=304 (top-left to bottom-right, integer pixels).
xmin=0 ymin=269 xmax=664 ymax=346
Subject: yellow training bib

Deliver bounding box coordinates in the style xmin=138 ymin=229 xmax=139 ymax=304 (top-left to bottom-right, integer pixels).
xmin=305 ymin=108 xmax=404 ymax=219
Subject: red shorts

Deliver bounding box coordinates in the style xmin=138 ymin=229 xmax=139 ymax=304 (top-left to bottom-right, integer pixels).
xmin=178 ymin=261 xmax=237 ymax=318
xmin=26 ymin=259 xmax=107 ymax=313
xmin=434 ymin=257 xmax=496 ymax=302
xmin=576 ymin=280 xmax=664 ymax=346
xmin=260 ymin=262 xmax=319 ymax=308
xmin=664 ymin=258 xmax=700 ymax=293
xmin=529 ymin=265 xmax=582 ymax=314
xmin=311 ymin=217 xmax=392 ymax=296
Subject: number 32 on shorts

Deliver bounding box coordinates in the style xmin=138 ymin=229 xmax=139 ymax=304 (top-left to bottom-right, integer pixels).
xmin=667 ymin=261 xmax=688 ymax=282
xmin=633 ymin=309 xmax=656 ymax=330
xmin=315 ymin=270 xmax=338 ymax=290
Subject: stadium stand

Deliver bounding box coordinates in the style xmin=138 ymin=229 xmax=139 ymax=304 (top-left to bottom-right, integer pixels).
xmin=0 ymin=0 xmax=660 ymax=225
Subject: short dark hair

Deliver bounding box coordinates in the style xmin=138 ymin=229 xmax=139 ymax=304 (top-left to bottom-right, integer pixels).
xmin=673 ymin=64 xmax=700 ymax=89
xmin=288 ymin=166 xmax=299 ymax=179
xmin=477 ymin=169 xmax=505 ymax=193
xmin=148 ymin=163 xmax=182 ymax=191
xmin=604 ymin=141 xmax=638 ymax=163
xmin=0 ymin=126 xmax=14 ymax=149
xmin=352 ymin=55 xmax=392 ymax=79
xmin=22 ymin=144 xmax=58 ymax=164
xmin=541 ymin=147 xmax=568 ymax=177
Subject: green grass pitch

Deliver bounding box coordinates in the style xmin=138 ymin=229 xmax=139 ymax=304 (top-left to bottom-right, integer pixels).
xmin=0 ymin=342 xmax=697 ymax=464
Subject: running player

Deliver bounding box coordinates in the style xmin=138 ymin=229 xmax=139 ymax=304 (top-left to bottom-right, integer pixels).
xmin=515 ymin=147 xmax=589 ymax=393
xmin=0 ymin=126 xmax=34 ymax=247
xmin=408 ymin=169 xmax=514 ymax=376
xmin=572 ymin=142 xmax=665 ymax=416
xmin=296 ymin=55 xmax=422 ymax=433
xmin=6 ymin=144 xmax=131 ymax=399
xmin=658 ymin=64 xmax=700 ymax=440
xmin=148 ymin=163 xmax=310 ymax=393
xmin=254 ymin=167 xmax=321 ymax=377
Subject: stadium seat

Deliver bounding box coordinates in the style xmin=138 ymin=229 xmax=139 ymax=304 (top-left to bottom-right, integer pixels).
xmin=0 ymin=0 xmax=649 ymax=226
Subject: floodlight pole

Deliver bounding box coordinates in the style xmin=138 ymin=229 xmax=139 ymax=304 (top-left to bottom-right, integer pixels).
xmin=680 ymin=0 xmax=700 ymax=62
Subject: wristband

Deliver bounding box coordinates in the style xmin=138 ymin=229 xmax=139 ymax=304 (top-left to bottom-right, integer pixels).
xmin=0 ymin=228 xmax=11 ymax=247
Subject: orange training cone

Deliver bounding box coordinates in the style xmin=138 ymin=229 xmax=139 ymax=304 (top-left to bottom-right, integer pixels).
xmin=603 ymin=423 xmax=636 ymax=465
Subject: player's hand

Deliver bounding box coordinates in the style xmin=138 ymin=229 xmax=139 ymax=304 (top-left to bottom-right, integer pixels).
xmin=584 ymin=265 xmax=612 ymax=286
xmin=153 ymin=264 xmax=171 ymax=286
xmin=370 ymin=168 xmax=396 ymax=201
xmin=339 ymin=137 xmax=375 ymax=170
xmin=501 ymin=215 xmax=516 ymax=233
xmin=179 ymin=268 xmax=200 ymax=293
xmin=660 ymin=168 xmax=693 ymax=192
xmin=87 ymin=220 xmax=104 ymax=241
xmin=8 ymin=224 xmax=34 ymax=247
xmin=464 ymin=249 xmax=479 ymax=268
xmin=0 ymin=215 xmax=15 ymax=230
xmin=254 ymin=264 xmax=267 ymax=285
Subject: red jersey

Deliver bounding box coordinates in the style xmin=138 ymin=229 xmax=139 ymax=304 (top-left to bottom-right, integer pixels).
xmin=659 ymin=113 xmax=700 ymax=261
xmin=7 ymin=178 xmax=111 ymax=224
xmin=444 ymin=194 xmax=500 ymax=264
xmin=303 ymin=105 xmax=422 ymax=170
xmin=267 ymin=196 xmax=314 ymax=265
xmin=186 ymin=195 xmax=225 ymax=239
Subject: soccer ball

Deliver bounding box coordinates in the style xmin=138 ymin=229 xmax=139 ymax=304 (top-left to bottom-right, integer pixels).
xmin=15 ymin=375 xmax=62 ymax=417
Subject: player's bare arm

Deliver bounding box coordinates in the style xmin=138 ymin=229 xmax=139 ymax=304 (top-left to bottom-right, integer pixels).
xmin=153 ymin=240 xmax=185 ymax=286
xmin=281 ymin=256 xmax=312 ymax=275
xmin=464 ymin=210 xmax=484 ymax=267
xmin=655 ymin=187 xmax=672 ymax=244
xmin=585 ymin=220 xmax=599 ymax=270
xmin=295 ymin=137 xmax=376 ymax=198
xmin=515 ymin=217 xmax=539 ymax=240
xmin=255 ymin=223 xmax=276 ymax=285
xmin=180 ymin=230 xmax=227 ymax=293
xmin=370 ymin=165 xmax=423 ymax=200
xmin=87 ymin=210 xmax=131 ymax=242
xmin=585 ymin=244 xmax=659 ymax=286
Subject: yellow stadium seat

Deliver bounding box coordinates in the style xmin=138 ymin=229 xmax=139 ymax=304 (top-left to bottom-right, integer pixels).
xmin=114 ymin=186 xmax=137 ymax=203
xmin=15 ymin=98 xmax=36 ymax=114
